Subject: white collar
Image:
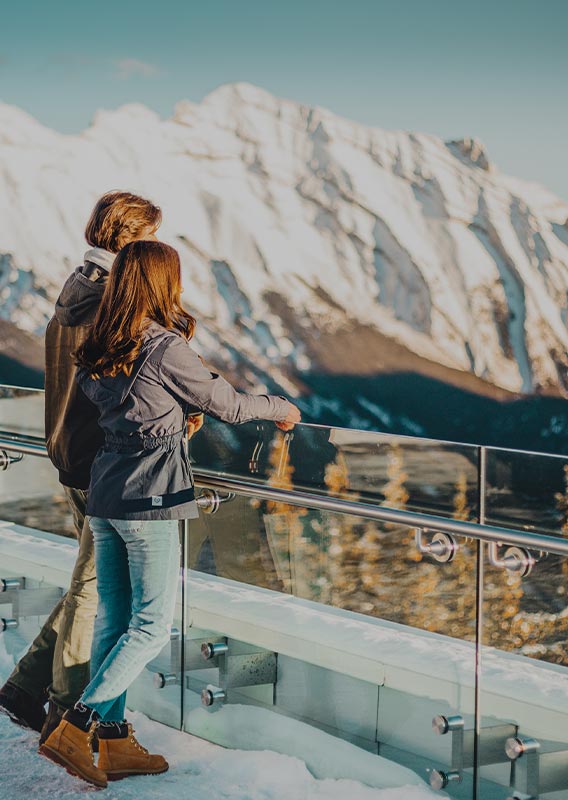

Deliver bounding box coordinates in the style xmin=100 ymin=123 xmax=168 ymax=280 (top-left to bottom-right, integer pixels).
xmin=84 ymin=247 xmax=115 ymax=272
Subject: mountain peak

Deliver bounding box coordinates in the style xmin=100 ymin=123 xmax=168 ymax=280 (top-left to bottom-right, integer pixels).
xmin=202 ymin=82 xmax=281 ymax=109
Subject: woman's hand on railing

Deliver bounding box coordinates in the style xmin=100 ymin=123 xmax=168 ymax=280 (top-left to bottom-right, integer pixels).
xmin=187 ymin=413 xmax=205 ymax=439
xmin=275 ymin=403 xmax=301 ymax=432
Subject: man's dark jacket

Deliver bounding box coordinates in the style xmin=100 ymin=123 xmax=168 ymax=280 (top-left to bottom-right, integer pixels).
xmin=45 ymin=265 xmax=106 ymax=489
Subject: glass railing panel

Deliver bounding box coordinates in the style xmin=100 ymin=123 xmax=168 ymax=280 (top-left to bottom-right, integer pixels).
xmin=485 ymin=447 xmax=568 ymax=536
xmin=0 ymin=383 xmax=47 ymax=540
xmin=0 ymin=444 xmax=80 ymax=724
xmin=0 ymin=562 xmax=67 ymax=689
xmin=190 ymin=420 xmax=480 ymax=519
xmin=183 ymin=485 xmax=478 ymax=796
xmin=0 ymin=384 xmax=45 ymax=440
xmin=0 ymin=385 xmax=80 ymax=535
xmin=0 ymin=442 xmax=64 ymax=534
xmin=478 ymin=540 xmax=568 ymax=799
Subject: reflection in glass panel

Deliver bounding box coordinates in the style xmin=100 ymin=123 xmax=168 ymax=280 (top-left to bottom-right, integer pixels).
xmin=0 ymin=459 xmax=67 ymax=535
xmin=188 ymin=491 xmax=480 ymax=637
xmin=0 ymin=385 xmax=45 ymax=439
xmin=0 ymin=386 xmax=67 ymax=533
xmin=485 ymin=447 xmax=568 ymax=536
xmin=190 ymin=419 xmax=480 ymax=520
xmin=479 ymin=546 xmax=568 ymax=799
xmin=0 ymin=489 xmax=77 ymax=539
xmin=184 ymin=487 xmax=478 ymax=795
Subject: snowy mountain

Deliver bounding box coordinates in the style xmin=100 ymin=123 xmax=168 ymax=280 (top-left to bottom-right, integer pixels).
xmin=2 ymin=82 xmax=568 ymax=445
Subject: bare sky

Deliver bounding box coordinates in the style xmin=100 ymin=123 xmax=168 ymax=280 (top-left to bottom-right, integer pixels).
xmin=2 ymin=0 xmax=567 ymax=199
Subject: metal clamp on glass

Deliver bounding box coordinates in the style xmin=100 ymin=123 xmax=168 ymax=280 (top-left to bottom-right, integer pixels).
xmin=430 ymin=714 xmax=464 ymax=789
xmin=430 ymin=714 xmax=517 ymax=790
xmin=196 ymin=489 xmax=236 ymax=515
xmin=153 ymin=672 xmax=177 ymax=689
xmin=201 ymin=641 xmax=229 ymax=660
xmin=487 ymin=542 xmax=536 ymax=577
xmin=199 ymin=639 xmax=277 ymax=711
xmin=415 ymin=529 xmax=458 ymax=563
xmin=1 ymin=618 xmax=18 ymax=632
xmin=1 ymin=578 xmax=22 ymax=592
xmin=201 ymin=685 xmax=226 ymax=707
xmin=0 ymin=450 xmax=23 ymax=471
xmin=506 ymin=735 xmax=568 ymax=799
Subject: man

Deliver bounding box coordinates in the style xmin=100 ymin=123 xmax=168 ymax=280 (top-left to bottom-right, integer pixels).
xmin=0 ymin=191 xmax=164 ymax=744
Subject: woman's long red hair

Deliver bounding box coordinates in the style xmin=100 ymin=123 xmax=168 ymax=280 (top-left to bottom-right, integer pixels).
xmin=75 ymin=241 xmax=196 ymax=378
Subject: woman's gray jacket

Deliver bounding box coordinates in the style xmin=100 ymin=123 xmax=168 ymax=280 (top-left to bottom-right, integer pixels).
xmin=76 ymin=322 xmax=291 ymax=520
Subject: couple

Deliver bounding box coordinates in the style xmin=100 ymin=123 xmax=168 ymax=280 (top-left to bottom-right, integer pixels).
xmin=0 ymin=191 xmax=300 ymax=788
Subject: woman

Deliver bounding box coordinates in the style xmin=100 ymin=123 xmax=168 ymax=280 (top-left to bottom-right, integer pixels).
xmin=39 ymin=240 xmax=301 ymax=788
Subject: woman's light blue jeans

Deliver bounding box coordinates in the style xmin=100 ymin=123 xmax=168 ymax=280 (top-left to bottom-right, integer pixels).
xmin=80 ymin=517 xmax=180 ymax=722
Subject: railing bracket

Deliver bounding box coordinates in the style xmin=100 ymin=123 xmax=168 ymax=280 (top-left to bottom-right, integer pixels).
xmin=196 ymin=489 xmax=236 ymax=515
xmin=0 ymin=450 xmax=23 ymax=471
xmin=488 ymin=543 xmax=535 ymax=577
xmin=415 ymin=529 xmax=458 ymax=563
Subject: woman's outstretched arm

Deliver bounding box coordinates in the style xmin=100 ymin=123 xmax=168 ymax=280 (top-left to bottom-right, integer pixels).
xmin=159 ymin=337 xmax=300 ymax=426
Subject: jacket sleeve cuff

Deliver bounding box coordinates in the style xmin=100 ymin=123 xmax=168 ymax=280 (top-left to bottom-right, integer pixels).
xmin=272 ymin=396 xmax=292 ymax=421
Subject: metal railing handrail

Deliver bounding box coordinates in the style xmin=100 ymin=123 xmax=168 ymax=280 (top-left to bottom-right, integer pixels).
xmin=194 ymin=470 xmax=568 ymax=557
xmin=0 ymin=432 xmax=46 ymax=456
xmin=2 ymin=433 xmax=568 ymax=558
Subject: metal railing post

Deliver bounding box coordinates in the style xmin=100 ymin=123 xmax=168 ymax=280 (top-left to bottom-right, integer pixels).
xmin=474 ymin=446 xmax=487 ymax=800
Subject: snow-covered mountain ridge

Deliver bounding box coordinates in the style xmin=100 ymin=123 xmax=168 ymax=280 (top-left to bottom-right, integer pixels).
xmin=2 ymin=81 xmax=568 ymax=399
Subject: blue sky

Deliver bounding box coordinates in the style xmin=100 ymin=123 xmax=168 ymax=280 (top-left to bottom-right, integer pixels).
xmin=2 ymin=0 xmax=567 ymax=199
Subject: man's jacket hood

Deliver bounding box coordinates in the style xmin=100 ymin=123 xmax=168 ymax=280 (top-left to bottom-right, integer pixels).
xmin=54 ymin=267 xmax=105 ymax=328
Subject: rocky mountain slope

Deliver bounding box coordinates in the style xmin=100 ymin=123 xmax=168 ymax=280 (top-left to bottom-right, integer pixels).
xmin=2 ymin=82 xmax=568 ymax=447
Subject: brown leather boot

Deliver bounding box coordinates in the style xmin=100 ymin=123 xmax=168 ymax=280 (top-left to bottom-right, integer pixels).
xmin=39 ymin=717 xmax=107 ymax=789
xmin=97 ymin=721 xmax=168 ymax=780
xmin=39 ymin=703 xmax=100 ymax=752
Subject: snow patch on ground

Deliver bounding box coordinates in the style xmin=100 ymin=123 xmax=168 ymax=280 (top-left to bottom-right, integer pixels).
xmin=0 ymin=636 xmax=441 ymax=800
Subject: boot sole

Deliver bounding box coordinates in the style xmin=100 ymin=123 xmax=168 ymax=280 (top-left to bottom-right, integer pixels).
xmin=105 ymin=764 xmax=169 ymax=781
xmin=39 ymin=743 xmax=107 ymax=789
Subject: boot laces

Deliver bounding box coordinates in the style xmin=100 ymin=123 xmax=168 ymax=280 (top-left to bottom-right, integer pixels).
xmin=86 ymin=723 xmax=96 ymax=753
xmin=128 ymin=725 xmax=148 ymax=754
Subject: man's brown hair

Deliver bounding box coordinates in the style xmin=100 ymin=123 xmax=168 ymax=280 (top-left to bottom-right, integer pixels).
xmin=75 ymin=241 xmax=196 ymax=378
xmin=85 ymin=191 xmax=162 ymax=253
